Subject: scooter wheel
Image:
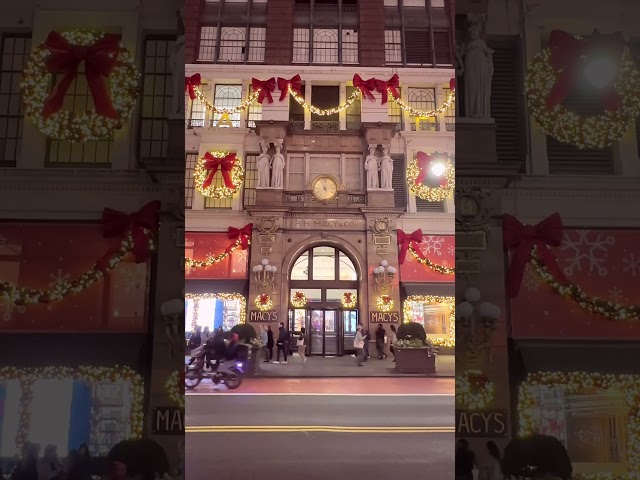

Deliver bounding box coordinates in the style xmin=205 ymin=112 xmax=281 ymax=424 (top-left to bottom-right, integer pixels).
xmin=225 ymin=373 xmax=242 ymax=390
xmin=184 ymin=370 xmax=202 ymax=390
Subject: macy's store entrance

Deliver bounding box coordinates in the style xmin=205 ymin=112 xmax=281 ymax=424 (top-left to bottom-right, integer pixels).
xmin=287 ymin=246 xmax=359 ymax=357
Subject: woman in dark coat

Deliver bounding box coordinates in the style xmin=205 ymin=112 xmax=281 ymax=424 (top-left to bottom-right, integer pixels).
xmin=266 ymin=325 xmax=275 ymax=362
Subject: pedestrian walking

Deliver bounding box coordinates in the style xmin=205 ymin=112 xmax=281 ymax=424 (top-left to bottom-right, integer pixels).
xmin=455 ymin=438 xmax=477 ymax=480
xmin=274 ymin=322 xmax=289 ymax=364
xmin=354 ymin=325 xmax=367 ymax=366
xmin=259 ymin=325 xmax=270 ymax=362
xmin=297 ymin=327 xmax=307 ymax=363
xmin=37 ymin=444 xmax=62 ymax=480
xmin=388 ymin=324 xmax=398 ymax=362
xmin=363 ymin=325 xmax=371 ymax=359
xmin=375 ymin=324 xmax=388 ymax=359
xmin=483 ymin=441 xmax=503 ymax=480
xmin=266 ymin=325 xmax=274 ymax=362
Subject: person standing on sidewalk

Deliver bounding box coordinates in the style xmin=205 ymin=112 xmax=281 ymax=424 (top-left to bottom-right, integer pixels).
xmin=274 ymin=322 xmax=289 ymax=364
xmin=375 ymin=324 xmax=388 ymax=359
xmin=354 ymin=325 xmax=367 ymax=366
xmin=260 ymin=325 xmax=270 ymax=363
xmin=266 ymin=325 xmax=274 ymax=362
xmin=297 ymin=327 xmax=307 ymax=364
xmin=388 ymin=324 xmax=398 ymax=362
xmin=363 ymin=325 xmax=371 ymax=359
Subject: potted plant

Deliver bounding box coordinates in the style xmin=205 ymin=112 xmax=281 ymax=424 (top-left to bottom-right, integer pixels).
xmin=394 ymin=323 xmax=439 ymax=374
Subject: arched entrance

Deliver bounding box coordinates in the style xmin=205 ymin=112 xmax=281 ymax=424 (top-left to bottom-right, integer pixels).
xmin=288 ymin=245 xmax=360 ymax=356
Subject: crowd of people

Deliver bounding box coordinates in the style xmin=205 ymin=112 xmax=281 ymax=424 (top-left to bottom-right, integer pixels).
xmin=455 ymin=438 xmax=503 ymax=480
xmin=5 ymin=443 xmax=94 ymax=480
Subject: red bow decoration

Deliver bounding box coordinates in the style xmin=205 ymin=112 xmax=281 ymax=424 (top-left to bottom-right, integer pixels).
xmin=449 ymin=78 xmax=456 ymax=91
xmin=251 ymin=77 xmax=276 ymax=104
xmin=546 ymin=30 xmax=623 ymax=111
xmin=503 ymin=213 xmax=567 ymax=298
xmin=416 ymin=152 xmax=448 ymax=187
xmin=102 ymin=201 xmax=160 ymax=263
xmin=277 ymin=74 xmax=302 ymax=101
xmin=295 ymin=292 xmax=305 ymax=300
xmin=185 ymin=73 xmax=201 ymax=100
xmin=375 ymin=74 xmax=400 ymax=104
xmin=202 ymin=152 xmax=237 ymax=189
xmin=227 ymin=223 xmax=253 ymax=252
xmin=353 ymin=74 xmax=376 ymax=101
xmin=43 ymin=31 xmax=120 ymax=119
xmin=259 ymin=294 xmax=270 ymax=305
xmin=397 ymin=229 xmax=424 ymax=264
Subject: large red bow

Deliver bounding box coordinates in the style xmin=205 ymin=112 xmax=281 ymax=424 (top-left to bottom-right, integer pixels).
xmin=503 ymin=213 xmax=567 ymax=298
xmin=251 ymin=77 xmax=276 ymax=104
xmin=227 ymin=224 xmax=253 ymax=252
xmin=102 ymin=201 xmax=160 ymax=263
xmin=449 ymin=78 xmax=456 ymax=91
xmin=202 ymin=152 xmax=236 ymax=189
xmin=185 ymin=73 xmax=201 ymax=100
xmin=375 ymin=74 xmax=400 ymax=104
xmin=43 ymin=31 xmax=120 ymax=119
xmin=397 ymin=229 xmax=424 ymax=264
xmin=546 ymin=30 xmax=623 ymax=111
xmin=277 ymin=74 xmax=302 ymax=101
xmin=415 ymin=151 xmax=432 ymax=186
xmin=353 ymin=74 xmax=376 ymax=101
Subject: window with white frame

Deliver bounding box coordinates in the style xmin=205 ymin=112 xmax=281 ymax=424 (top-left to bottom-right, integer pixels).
xmin=408 ymin=88 xmax=437 ymax=131
xmin=345 ymin=86 xmax=361 ymax=131
xmin=246 ymin=86 xmax=262 ymax=129
xmin=198 ymin=26 xmax=217 ymax=62
xmin=212 ymin=85 xmax=242 ymax=128
xmin=198 ymin=23 xmax=266 ymax=64
xmin=243 ymin=153 xmax=258 ymax=207
xmin=313 ymin=29 xmax=339 ymax=64
xmin=341 ymin=29 xmax=358 ymax=64
xmin=388 ymin=86 xmax=403 ymax=128
xmin=188 ymin=91 xmax=207 ymax=128
xmin=248 ymin=27 xmax=266 ymax=62
xmin=185 ymin=153 xmax=197 ymax=208
xmin=218 ymin=27 xmax=245 ymax=62
xmin=442 ymin=87 xmax=455 ymax=131
xmin=293 ymin=29 xmax=310 ymax=63
xmin=384 ymin=30 xmax=402 ymax=64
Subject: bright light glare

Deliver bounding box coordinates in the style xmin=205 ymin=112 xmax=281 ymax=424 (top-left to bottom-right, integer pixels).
xmin=584 ymin=57 xmax=618 ymax=88
xmin=28 ymin=378 xmax=73 ymax=457
xmin=431 ymin=162 xmax=446 ymax=177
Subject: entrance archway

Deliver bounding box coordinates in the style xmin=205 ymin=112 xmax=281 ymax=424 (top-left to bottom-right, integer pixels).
xmin=287 ymin=245 xmax=360 ymax=356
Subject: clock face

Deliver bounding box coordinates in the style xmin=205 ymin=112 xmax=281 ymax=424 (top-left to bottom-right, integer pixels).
xmin=312 ymin=176 xmax=338 ymax=202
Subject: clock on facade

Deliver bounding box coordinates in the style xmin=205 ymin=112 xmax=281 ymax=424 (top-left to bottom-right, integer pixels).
xmin=311 ymin=175 xmax=339 ymax=204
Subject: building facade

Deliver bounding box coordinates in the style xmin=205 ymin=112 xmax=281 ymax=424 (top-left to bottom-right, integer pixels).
xmin=0 ymin=0 xmax=183 ymax=471
xmin=184 ymin=0 xmax=456 ymax=358
xmin=455 ymin=1 xmax=640 ymax=478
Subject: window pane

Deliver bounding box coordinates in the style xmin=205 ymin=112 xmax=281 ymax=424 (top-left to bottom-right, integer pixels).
xmin=194 ymin=297 xmax=243 ymax=331
xmin=408 ymin=87 xmax=437 ymax=131
xmin=219 ymin=27 xmax=246 ymax=62
xmin=290 ymin=288 xmax=322 ymax=302
xmin=312 ymin=246 xmax=335 ymax=280
xmin=313 ymin=28 xmax=338 ymax=63
xmin=339 ymin=252 xmax=357 ymax=280
xmin=29 ymin=379 xmax=73 ymax=457
xmin=291 ymin=252 xmax=309 ymax=280
xmin=0 ymin=380 xmax=21 ymax=457
xmin=326 ymin=288 xmax=357 ymax=302
xmin=185 ymin=298 xmax=195 ymax=332
xmin=292 ymin=309 xmax=306 ymax=331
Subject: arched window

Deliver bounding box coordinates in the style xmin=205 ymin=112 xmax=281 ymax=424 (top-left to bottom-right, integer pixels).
xmin=290 ymin=246 xmax=357 ymax=282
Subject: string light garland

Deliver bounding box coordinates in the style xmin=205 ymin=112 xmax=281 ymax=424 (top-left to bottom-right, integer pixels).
xmin=377 ymin=295 xmax=394 ymax=312
xmin=288 ymin=87 xmax=360 ymax=116
xmin=185 ymin=293 xmax=247 ymax=331
xmin=21 ymin=30 xmax=139 ymax=141
xmin=341 ymin=292 xmax=357 ymax=308
xmin=456 ymin=370 xmax=495 ymax=410
xmin=0 ymin=365 xmax=144 ymax=455
xmin=519 ymin=371 xmax=640 ymax=480
xmin=192 ymin=86 xmax=261 ymax=114
xmin=389 ymin=88 xmax=455 ymax=118
xmin=194 ymin=151 xmax=244 ymax=199
xmin=406 ymin=156 xmax=455 ymax=202
xmin=408 ymin=244 xmax=455 ymax=274
xmin=291 ymin=291 xmax=308 ymax=308
xmin=403 ymin=295 xmax=455 ymax=347
xmin=525 ymin=40 xmax=640 ymax=149
xmin=185 ymin=224 xmax=252 ymax=270
xmin=255 ymin=294 xmax=273 ymax=311
xmin=165 ymin=370 xmax=184 ymax=409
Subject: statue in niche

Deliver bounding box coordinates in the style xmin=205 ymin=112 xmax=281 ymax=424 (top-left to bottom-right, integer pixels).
xmin=170 ymin=8 xmax=185 ymax=116
xmin=364 ymin=144 xmax=380 ymax=189
xmin=257 ymin=141 xmax=272 ymax=187
xmin=271 ymin=141 xmax=286 ymax=189
xmin=463 ymin=21 xmax=494 ymax=118
xmin=380 ymin=145 xmax=394 ymax=190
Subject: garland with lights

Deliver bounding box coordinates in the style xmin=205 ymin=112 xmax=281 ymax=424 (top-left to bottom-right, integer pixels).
xmin=185 ymin=224 xmax=252 ymax=269
xmin=408 ymin=244 xmax=455 ymax=275
xmin=0 ymin=365 xmax=144 ymax=455
xmin=192 ymin=87 xmax=261 ymax=114
xmin=406 ymin=152 xmax=455 ymax=202
xmin=21 ymin=30 xmax=139 ymax=142
xmin=185 ymin=292 xmax=247 ymax=331
xmin=291 ymin=291 xmax=307 ymax=308
xmin=0 ymin=202 xmax=159 ymax=306
xmin=165 ymin=370 xmax=184 ymax=409
xmin=403 ymin=295 xmax=455 ymax=347
xmin=388 ymin=89 xmax=456 ymax=118
xmin=341 ymin=292 xmax=357 ymax=308
xmin=194 ymin=151 xmax=244 ymax=199
xmin=519 ymin=371 xmax=640 ymax=480
xmin=525 ymin=30 xmax=640 ymax=149
xmin=255 ymin=294 xmax=273 ymax=311
xmin=377 ymin=295 xmax=394 ymax=312
xmin=456 ymin=369 xmax=495 ymax=410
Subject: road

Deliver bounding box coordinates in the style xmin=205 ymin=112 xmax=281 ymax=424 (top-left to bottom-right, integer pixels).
xmin=186 ymin=382 xmax=454 ymax=480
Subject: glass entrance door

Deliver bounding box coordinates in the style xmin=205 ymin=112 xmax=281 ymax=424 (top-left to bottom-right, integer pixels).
xmin=308 ymin=309 xmax=340 ymax=356
xmin=342 ymin=310 xmax=358 ymax=353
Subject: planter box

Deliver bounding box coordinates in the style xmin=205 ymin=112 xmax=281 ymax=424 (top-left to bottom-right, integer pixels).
xmin=394 ymin=347 xmax=436 ymax=374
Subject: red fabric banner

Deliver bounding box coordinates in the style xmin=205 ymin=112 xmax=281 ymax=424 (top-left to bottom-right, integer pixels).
xmin=185 ymin=232 xmax=249 ymax=280
xmin=400 ymin=234 xmax=455 ymax=283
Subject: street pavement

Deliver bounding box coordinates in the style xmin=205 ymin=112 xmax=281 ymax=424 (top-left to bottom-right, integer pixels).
xmin=186 ymin=381 xmax=454 ymax=480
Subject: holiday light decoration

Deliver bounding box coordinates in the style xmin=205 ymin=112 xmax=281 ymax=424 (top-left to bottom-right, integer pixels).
xmin=406 ymin=154 xmax=455 ymax=202
xmin=404 ymin=295 xmax=455 ymax=347
xmin=408 ymin=244 xmax=455 ymax=274
xmin=456 ymin=370 xmax=495 ymax=410
xmin=194 ymin=151 xmax=244 ymax=199
xmin=519 ymin=371 xmax=640 ymax=480
xmin=291 ymin=291 xmax=307 ymax=308
xmin=377 ymin=295 xmax=394 ymax=312
xmin=255 ymin=294 xmax=273 ymax=311
xmin=21 ymin=30 xmax=139 ymax=142
xmin=165 ymin=370 xmax=184 ymax=409
xmin=185 ymin=293 xmax=247 ymax=331
xmin=389 ymin=88 xmax=455 ymax=118
xmin=341 ymin=292 xmax=357 ymax=308
xmin=525 ymin=31 xmax=640 ymax=149
xmin=185 ymin=224 xmax=252 ymax=269
xmin=288 ymin=87 xmax=360 ymax=116
xmin=0 ymin=365 xmax=144 ymax=454
xmin=192 ymin=86 xmax=261 ymax=114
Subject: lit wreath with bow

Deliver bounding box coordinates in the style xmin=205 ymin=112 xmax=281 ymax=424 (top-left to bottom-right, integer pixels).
xmin=21 ymin=30 xmax=139 ymax=142
xmin=291 ymin=291 xmax=307 ymax=308
xmin=255 ymin=294 xmax=273 ymax=311
xmin=455 ymin=369 xmax=495 ymax=410
xmin=525 ymin=30 xmax=640 ymax=149
xmin=406 ymin=152 xmax=455 ymax=202
xmin=341 ymin=292 xmax=357 ymax=308
xmin=194 ymin=151 xmax=245 ymax=199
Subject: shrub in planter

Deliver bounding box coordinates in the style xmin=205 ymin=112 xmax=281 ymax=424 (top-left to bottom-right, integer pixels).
xmin=230 ymin=323 xmax=257 ymax=343
xmin=107 ymin=438 xmax=170 ymax=480
xmin=397 ymin=322 xmax=427 ymax=344
xmin=502 ymin=435 xmax=572 ymax=480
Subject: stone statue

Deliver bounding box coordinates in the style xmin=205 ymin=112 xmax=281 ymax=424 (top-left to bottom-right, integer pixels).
xmin=463 ymin=22 xmax=494 ymax=118
xmin=257 ymin=141 xmax=271 ymax=187
xmin=455 ymin=43 xmax=464 ymax=117
xmin=170 ymin=8 xmax=186 ymax=116
xmin=380 ymin=145 xmax=394 ymax=190
xmin=271 ymin=141 xmax=286 ymax=189
xmin=364 ymin=144 xmax=380 ymax=189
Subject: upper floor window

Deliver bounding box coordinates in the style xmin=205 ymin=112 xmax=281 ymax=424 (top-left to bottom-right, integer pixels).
xmin=310 ymin=86 xmax=339 ymax=131
xmin=213 ymin=85 xmax=242 ymax=128
xmin=185 ymin=152 xmax=197 ymax=209
xmin=442 ymin=86 xmax=455 ymax=131
xmin=408 ymin=88 xmax=437 ymax=131
xmin=388 ymin=86 xmax=403 ymax=129
xmin=198 ymin=26 xmax=266 ymax=63
xmin=384 ymin=30 xmax=402 ymax=65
